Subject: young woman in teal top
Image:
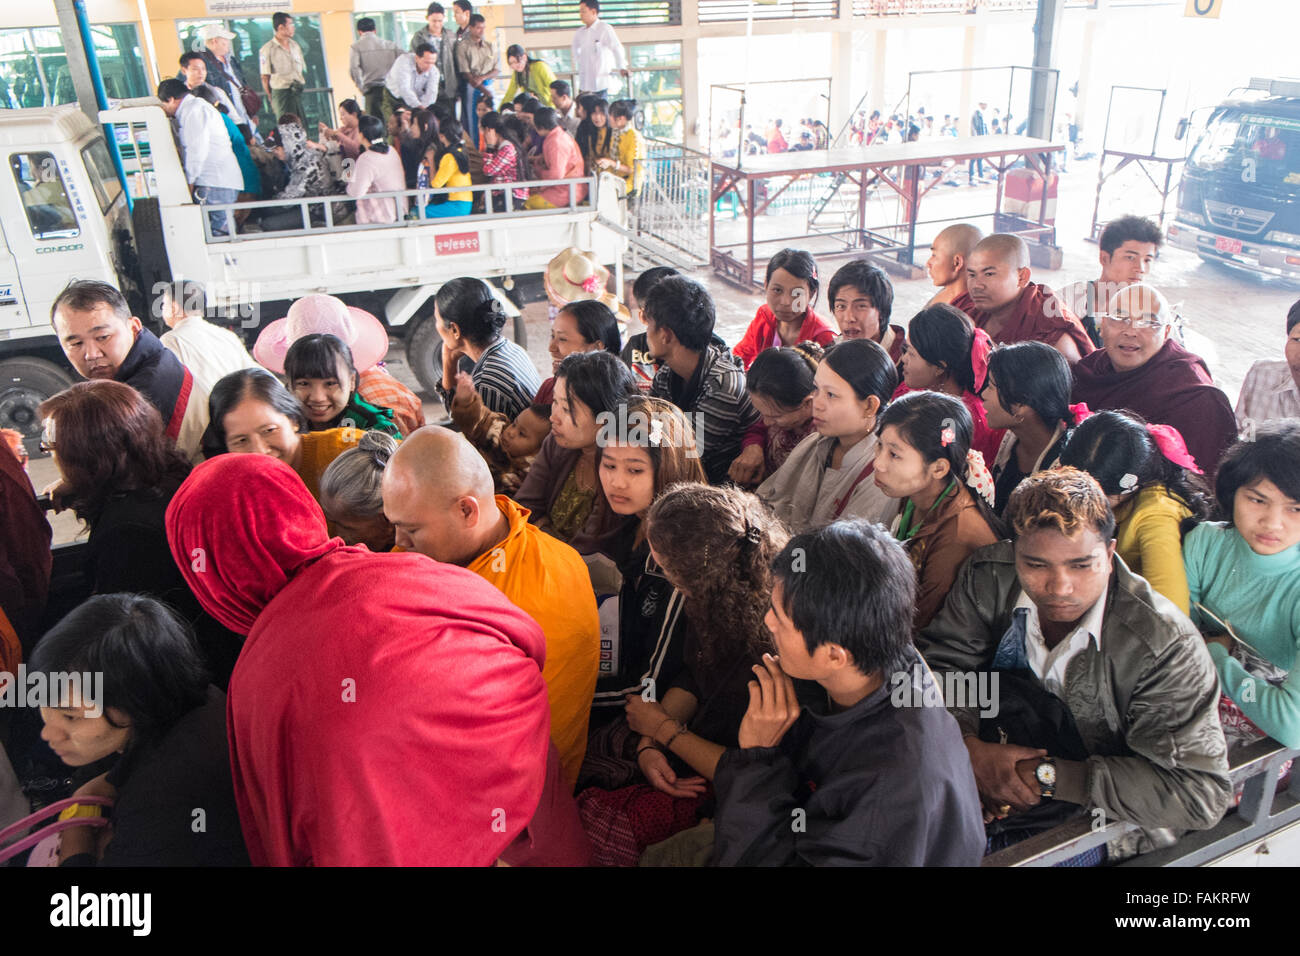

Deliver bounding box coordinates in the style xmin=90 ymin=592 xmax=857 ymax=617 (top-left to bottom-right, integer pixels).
xmin=1183 ymin=420 xmax=1300 ymax=749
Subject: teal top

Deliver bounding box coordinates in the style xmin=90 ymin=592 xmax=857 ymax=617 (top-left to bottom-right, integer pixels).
xmin=310 ymin=394 xmax=401 ymax=439
xmin=1183 ymin=521 xmax=1300 ymax=747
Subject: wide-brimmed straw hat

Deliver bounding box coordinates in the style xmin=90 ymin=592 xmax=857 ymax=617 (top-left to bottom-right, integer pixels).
xmin=545 ymin=247 xmax=610 ymax=306
xmin=253 ymin=294 xmax=389 ymax=375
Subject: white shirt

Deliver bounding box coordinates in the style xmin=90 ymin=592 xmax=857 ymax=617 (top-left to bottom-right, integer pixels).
xmin=1017 ymin=589 xmax=1106 ymax=700
xmin=1235 ymin=358 xmax=1300 ymax=436
xmin=175 ymin=95 xmax=243 ymax=190
xmin=160 ymin=315 xmax=256 ymax=397
xmin=385 ymin=52 xmax=439 ymax=109
xmin=571 ymin=19 xmax=626 ymax=94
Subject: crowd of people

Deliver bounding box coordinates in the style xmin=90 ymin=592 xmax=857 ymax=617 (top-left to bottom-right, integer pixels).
xmin=165 ymin=1 xmax=644 ymax=236
xmin=2 ymin=207 xmax=1298 ymax=868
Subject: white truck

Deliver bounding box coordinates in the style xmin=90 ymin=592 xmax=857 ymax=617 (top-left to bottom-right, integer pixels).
xmin=0 ymin=100 xmax=628 ymax=453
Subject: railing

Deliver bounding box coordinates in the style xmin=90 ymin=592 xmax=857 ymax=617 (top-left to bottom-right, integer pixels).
xmin=633 ymin=137 xmax=710 ymax=264
xmin=983 ymin=739 xmax=1300 ymax=867
xmin=197 ymin=176 xmax=599 ymax=243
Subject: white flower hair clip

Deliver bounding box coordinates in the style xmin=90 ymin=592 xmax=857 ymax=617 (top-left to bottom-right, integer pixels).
xmin=1119 ymin=473 xmax=1138 ymax=493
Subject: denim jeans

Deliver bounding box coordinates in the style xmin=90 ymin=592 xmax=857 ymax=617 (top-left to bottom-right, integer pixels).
xmin=461 ymin=80 xmax=491 ymax=144
xmin=194 ymin=184 xmax=240 ymax=237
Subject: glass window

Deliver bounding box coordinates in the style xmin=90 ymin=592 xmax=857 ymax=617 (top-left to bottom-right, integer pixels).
xmin=82 ymin=140 xmax=123 ymax=213
xmin=178 ymin=16 xmax=332 ymax=136
xmin=10 ymin=152 xmax=80 ymax=240
xmin=522 ymin=0 xmax=679 ymax=31
xmin=353 ymin=11 xmax=430 ymax=49
xmin=1189 ymin=109 xmax=1300 ymax=188
xmin=0 ymin=24 xmax=148 ymax=109
xmin=627 ymin=43 xmax=682 ymax=143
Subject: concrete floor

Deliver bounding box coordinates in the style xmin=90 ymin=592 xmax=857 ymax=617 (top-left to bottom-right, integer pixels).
xmin=31 ymin=150 xmax=1298 ymax=546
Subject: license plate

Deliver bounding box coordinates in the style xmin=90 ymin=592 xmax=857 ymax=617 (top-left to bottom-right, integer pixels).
xmin=1215 ymin=236 xmax=1244 ymax=254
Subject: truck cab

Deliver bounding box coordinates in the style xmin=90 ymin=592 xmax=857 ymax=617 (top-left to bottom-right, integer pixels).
xmin=1167 ymin=77 xmax=1300 ymax=280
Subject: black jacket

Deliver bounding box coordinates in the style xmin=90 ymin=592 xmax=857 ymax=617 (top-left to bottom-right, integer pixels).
xmin=116 ymin=328 xmax=192 ymax=441
xmin=712 ymin=649 xmax=986 ymax=866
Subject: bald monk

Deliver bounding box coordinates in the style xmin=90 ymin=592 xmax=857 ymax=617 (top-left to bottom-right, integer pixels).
xmin=925 ymin=223 xmax=983 ymax=307
xmin=382 ymin=425 xmax=601 ymax=792
xmin=1072 ymin=283 xmax=1236 ymax=478
xmin=952 ymin=233 xmax=1095 ymax=363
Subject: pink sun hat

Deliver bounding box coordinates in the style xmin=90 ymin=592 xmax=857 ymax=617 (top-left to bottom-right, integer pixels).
xmin=253 ymin=294 xmax=390 ymax=375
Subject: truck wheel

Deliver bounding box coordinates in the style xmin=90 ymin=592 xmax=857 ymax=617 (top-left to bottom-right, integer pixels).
xmin=405 ymin=315 xmax=444 ymax=398
xmin=0 ymin=357 xmax=74 ymax=457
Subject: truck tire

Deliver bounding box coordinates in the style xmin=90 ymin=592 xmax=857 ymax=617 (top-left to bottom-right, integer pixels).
xmin=405 ymin=315 xmax=444 ymax=398
xmin=0 ymin=357 xmax=74 ymax=457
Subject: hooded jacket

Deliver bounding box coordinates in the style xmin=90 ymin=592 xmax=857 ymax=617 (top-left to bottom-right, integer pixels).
xmin=165 ymin=454 xmax=551 ymax=866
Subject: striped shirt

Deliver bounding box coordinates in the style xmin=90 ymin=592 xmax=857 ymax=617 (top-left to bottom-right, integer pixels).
xmin=651 ymin=343 xmax=760 ymax=484
xmin=472 ymin=337 xmax=541 ymax=420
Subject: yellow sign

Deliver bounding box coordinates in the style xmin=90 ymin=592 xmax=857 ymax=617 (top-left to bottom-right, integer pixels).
xmin=1185 ymin=0 xmax=1222 ymax=17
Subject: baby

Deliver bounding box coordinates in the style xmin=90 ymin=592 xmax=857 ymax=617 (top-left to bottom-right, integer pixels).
xmin=451 ymin=371 xmax=550 ymax=494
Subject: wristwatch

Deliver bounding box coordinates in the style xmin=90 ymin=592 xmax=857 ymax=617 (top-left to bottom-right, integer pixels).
xmin=1034 ymin=758 xmax=1057 ymax=799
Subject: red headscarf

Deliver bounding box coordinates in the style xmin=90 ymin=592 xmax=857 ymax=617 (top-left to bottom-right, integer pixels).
xmin=166 ymin=455 xmax=339 ymax=635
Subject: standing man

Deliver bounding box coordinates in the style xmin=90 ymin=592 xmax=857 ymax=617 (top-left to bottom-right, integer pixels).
xmin=968 ymin=100 xmax=988 ymax=185
xmin=411 ymin=3 xmax=457 ymax=113
xmin=178 ymin=52 xmax=238 ymax=119
xmin=350 ymin=17 xmax=403 ymax=119
xmin=455 ymin=13 xmax=497 ymax=144
xmin=259 ymin=12 xmax=306 ymax=121
xmin=156 ymin=79 xmax=243 ymax=241
xmin=197 ymin=24 xmax=256 ymax=138
xmin=451 ymin=0 xmax=474 ymax=122
xmin=572 ymin=0 xmax=627 ymax=100
xmin=384 ymin=44 xmax=440 ymax=118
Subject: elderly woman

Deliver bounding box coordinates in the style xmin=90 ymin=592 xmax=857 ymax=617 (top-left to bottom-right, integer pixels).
xmin=319 ymin=430 xmax=398 ymax=553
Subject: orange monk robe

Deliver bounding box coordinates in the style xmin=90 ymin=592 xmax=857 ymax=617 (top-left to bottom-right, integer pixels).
xmin=468 ymin=496 xmax=600 ymax=788
xmin=953 ymin=283 xmax=1095 ymax=357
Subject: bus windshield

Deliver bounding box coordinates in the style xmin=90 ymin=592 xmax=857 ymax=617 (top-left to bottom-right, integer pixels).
xmin=1187 ymin=108 xmax=1300 ymax=190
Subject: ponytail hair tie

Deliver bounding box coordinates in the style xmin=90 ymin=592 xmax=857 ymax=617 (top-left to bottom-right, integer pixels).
xmin=743 ymin=523 xmax=763 ymax=545
xmin=965 ymin=449 xmax=996 ymax=507
xmin=1068 ymin=402 xmax=1091 ymax=426
xmin=969 ymin=328 xmax=994 ymax=393
xmin=1145 ymin=423 xmax=1203 ymax=474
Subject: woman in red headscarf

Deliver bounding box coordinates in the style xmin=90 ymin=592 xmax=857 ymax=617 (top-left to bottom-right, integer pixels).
xmin=164 ymin=453 xmax=553 ymax=866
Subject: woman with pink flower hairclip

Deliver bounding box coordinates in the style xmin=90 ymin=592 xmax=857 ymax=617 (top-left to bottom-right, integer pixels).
xmin=1059 ymin=408 xmax=1215 ymax=614
xmin=871 ymin=390 xmax=1005 ymax=632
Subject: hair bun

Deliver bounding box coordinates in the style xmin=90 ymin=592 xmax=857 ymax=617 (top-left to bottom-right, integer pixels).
xmin=476 ymin=295 xmax=508 ymax=333
xmin=358 ymin=430 xmax=399 ymax=469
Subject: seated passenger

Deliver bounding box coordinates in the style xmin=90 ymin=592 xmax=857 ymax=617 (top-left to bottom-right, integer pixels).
xmin=1059 ymin=410 xmax=1214 ymax=614
xmin=918 ymin=468 xmax=1230 ymax=849
xmin=433 ymin=277 xmax=541 ymax=420
xmin=728 ymin=344 xmax=820 ymax=487
xmin=1185 ymin=421 xmax=1300 ymax=750
xmin=1072 ymin=283 xmax=1236 ymax=477
xmin=253 ymin=294 xmax=424 ymax=437
xmin=515 ymin=351 xmax=637 ymax=555
xmin=273 ymin=113 xmax=336 ymax=200
xmin=345 ymin=114 xmax=407 ymax=224
xmin=39 ymin=381 xmax=240 ymax=686
xmin=924 ymin=222 xmax=983 ymax=308
xmin=873 ymin=391 xmax=1002 ymax=630
xmin=954 ymin=233 xmax=1094 ymax=363
xmin=543 ymin=298 xmax=623 ymax=406
xmin=712 ymin=518 xmax=986 ymax=866
xmin=525 ymin=107 xmax=587 ymax=209
xmin=732 ymin=249 xmax=836 ymax=370
xmin=423 ymin=117 xmax=473 ymax=218
xmin=31 ymin=594 xmax=249 ymax=866
xmin=757 ymin=338 xmax=899 ymax=532
xmin=203 ymin=367 xmax=364 ymax=501
xmin=981 ymin=341 xmax=1086 ymax=515
xmin=575 ymin=96 xmax=613 ymax=175
xmin=895 ymin=303 xmax=1005 ymax=464
xmin=827 ymin=258 xmax=906 ymax=363
xmin=382 ymin=425 xmax=599 ymax=808
xmin=451 ymin=373 xmax=550 ymax=494
xmin=1234 ymin=298 xmax=1300 ymax=436
xmin=51 ymin=280 xmax=208 ymax=462
xmin=644 ymin=276 xmax=760 ymax=484
xmin=166 ymin=453 xmax=552 ymax=866
xmin=285 ymin=333 xmax=402 ymax=437
xmin=607 ymin=99 xmax=645 ymax=198
xmin=622 ymin=266 xmax=677 ymax=393
xmin=480 ymin=110 xmax=531 ymax=212
xmin=319 ymin=430 xmax=399 ymax=553
xmin=580 ymin=483 xmax=788 ymax=866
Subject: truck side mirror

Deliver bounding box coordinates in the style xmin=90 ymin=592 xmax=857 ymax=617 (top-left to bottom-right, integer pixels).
xmin=1175 ymin=118 xmax=1189 ymax=141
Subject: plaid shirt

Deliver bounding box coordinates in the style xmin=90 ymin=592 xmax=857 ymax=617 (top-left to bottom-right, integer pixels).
xmin=358 ymin=366 xmax=426 ymax=437
xmin=1235 ymin=359 xmax=1300 ymax=436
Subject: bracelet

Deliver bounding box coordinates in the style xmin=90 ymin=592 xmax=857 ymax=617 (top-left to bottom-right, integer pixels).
xmin=662 ymin=722 xmax=688 ymax=751
xmin=651 ymin=715 xmax=675 ymax=742
xmin=635 ymin=741 xmax=659 ymax=757
xmin=58 ymin=803 xmax=104 ymax=822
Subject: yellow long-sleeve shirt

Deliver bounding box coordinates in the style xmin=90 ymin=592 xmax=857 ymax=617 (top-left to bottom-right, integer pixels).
xmin=1113 ymin=483 xmax=1194 ymax=614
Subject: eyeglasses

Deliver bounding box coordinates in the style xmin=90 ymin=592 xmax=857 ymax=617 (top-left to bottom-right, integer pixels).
xmin=39 ymin=438 xmax=55 ymax=454
xmin=1100 ymin=312 xmax=1167 ymax=331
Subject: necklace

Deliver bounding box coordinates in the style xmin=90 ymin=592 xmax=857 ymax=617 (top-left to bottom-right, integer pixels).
xmin=896 ymin=478 xmax=958 ymax=542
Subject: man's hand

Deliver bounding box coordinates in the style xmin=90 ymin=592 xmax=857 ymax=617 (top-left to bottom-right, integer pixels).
xmin=624 ymin=693 xmax=669 ymax=737
xmin=964 ymin=736 xmax=1045 ymax=813
xmin=638 ymin=747 xmax=707 ymax=799
xmin=727 ymin=445 xmax=765 ymax=487
xmin=738 ymin=653 xmax=801 ymax=749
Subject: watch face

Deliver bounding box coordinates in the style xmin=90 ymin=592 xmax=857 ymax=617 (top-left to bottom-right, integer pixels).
xmin=1036 ymin=762 xmax=1056 ymax=787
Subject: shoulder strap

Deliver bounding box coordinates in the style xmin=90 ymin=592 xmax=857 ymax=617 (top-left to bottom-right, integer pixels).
xmin=831 ymin=459 xmax=875 ymax=519
xmin=165 ymin=367 xmax=193 ymax=442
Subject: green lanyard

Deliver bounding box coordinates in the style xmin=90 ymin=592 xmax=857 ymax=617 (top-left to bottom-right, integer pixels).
xmin=896 ymin=478 xmax=958 ymax=542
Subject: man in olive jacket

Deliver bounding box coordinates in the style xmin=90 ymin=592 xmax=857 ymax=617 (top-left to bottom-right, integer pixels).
xmin=917 ymin=467 xmax=1230 ymax=852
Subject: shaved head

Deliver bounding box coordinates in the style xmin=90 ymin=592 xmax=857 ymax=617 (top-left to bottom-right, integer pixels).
xmin=382 ymin=426 xmax=503 ymax=565
xmin=934 ymin=223 xmax=983 ymax=260
xmin=973 ymin=233 xmax=1031 ymax=270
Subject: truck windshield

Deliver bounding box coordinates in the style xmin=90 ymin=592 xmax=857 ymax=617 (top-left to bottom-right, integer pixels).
xmin=8 ymin=152 xmax=80 ymax=241
xmin=81 ymin=140 xmax=124 ymax=213
xmin=1187 ymin=109 xmax=1300 ymax=190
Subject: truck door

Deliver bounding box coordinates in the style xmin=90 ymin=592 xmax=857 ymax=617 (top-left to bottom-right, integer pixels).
xmin=0 ymin=217 xmax=28 ymax=332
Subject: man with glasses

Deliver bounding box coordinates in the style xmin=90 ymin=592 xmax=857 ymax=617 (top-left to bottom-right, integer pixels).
xmin=1060 ymin=215 xmax=1163 ymax=349
xmin=1072 ymin=283 xmax=1236 ymax=478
